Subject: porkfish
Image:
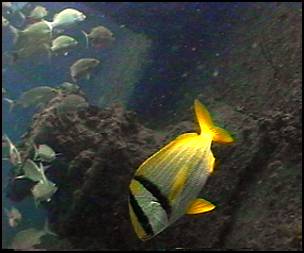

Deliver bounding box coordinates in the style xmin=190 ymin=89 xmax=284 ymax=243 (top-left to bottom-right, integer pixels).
xmin=128 ymin=99 xmax=234 ymax=241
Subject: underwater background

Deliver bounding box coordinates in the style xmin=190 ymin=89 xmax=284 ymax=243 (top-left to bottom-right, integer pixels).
xmin=2 ymin=2 xmax=302 ymax=250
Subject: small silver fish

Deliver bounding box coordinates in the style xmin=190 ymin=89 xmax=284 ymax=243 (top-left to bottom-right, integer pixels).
xmin=11 ymin=220 xmax=56 ymax=250
xmin=49 ymin=8 xmax=86 ymax=30
xmin=34 ymin=144 xmax=58 ymax=163
xmin=13 ymin=86 xmax=58 ymax=109
xmin=27 ymin=5 xmax=48 ymax=21
xmin=11 ymin=20 xmax=52 ymax=48
xmin=59 ymin=82 xmax=80 ymax=94
xmin=70 ymin=58 xmax=100 ymax=82
xmin=31 ymin=179 xmax=58 ymax=205
xmin=5 ymin=206 xmax=22 ymax=228
xmin=10 ymin=42 xmax=51 ymax=63
xmin=2 ymin=134 xmax=22 ymax=166
xmin=2 ymin=15 xmax=10 ymax=27
xmin=15 ymin=159 xmax=45 ymax=182
xmin=82 ymin=25 xmax=115 ymax=49
xmin=51 ymin=35 xmax=78 ymax=55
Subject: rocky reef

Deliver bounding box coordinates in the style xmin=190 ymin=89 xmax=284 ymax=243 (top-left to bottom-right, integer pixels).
xmin=7 ymin=88 xmax=301 ymax=251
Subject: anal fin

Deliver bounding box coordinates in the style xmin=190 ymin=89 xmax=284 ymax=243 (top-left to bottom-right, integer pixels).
xmin=186 ymin=198 xmax=215 ymax=215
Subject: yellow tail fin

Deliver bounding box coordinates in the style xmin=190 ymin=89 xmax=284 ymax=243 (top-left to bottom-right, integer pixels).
xmin=186 ymin=198 xmax=216 ymax=215
xmin=194 ymin=99 xmax=234 ymax=144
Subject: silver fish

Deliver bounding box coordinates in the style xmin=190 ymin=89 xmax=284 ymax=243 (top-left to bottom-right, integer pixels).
xmin=49 ymin=8 xmax=86 ymax=31
xmin=27 ymin=5 xmax=48 ymax=21
xmin=34 ymin=144 xmax=58 ymax=163
xmin=5 ymin=206 xmax=22 ymax=228
xmin=59 ymin=82 xmax=80 ymax=94
xmin=82 ymin=25 xmax=115 ymax=49
xmin=13 ymin=86 xmax=58 ymax=109
xmin=70 ymin=58 xmax=100 ymax=82
xmin=51 ymin=35 xmax=78 ymax=55
xmin=11 ymin=20 xmax=52 ymax=49
xmin=31 ymin=179 xmax=58 ymax=205
xmin=11 ymin=220 xmax=56 ymax=250
xmin=2 ymin=134 xmax=22 ymax=166
xmin=2 ymin=15 xmax=10 ymax=27
xmin=15 ymin=159 xmax=45 ymax=182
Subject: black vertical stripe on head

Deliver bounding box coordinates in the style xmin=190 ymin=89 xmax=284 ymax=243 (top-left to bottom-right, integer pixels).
xmin=134 ymin=175 xmax=172 ymax=218
xmin=129 ymin=190 xmax=154 ymax=238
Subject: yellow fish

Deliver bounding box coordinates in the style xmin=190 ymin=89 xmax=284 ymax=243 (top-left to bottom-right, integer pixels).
xmin=128 ymin=99 xmax=234 ymax=241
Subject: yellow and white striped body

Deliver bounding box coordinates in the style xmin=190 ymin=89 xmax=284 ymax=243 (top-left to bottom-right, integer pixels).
xmin=128 ymin=99 xmax=234 ymax=241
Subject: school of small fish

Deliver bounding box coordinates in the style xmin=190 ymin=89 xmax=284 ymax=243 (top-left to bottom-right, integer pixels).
xmin=2 ymin=3 xmax=116 ymax=249
xmin=3 ymin=135 xmax=59 ymax=248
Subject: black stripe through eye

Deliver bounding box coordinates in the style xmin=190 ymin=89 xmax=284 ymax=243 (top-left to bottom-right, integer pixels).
xmin=129 ymin=190 xmax=154 ymax=237
xmin=134 ymin=175 xmax=172 ymax=218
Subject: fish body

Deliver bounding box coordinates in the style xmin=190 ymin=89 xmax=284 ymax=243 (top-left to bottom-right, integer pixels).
xmin=59 ymin=82 xmax=80 ymax=94
xmin=70 ymin=58 xmax=100 ymax=82
xmin=11 ymin=228 xmax=44 ymax=250
xmin=129 ymin=99 xmax=234 ymax=240
xmin=9 ymin=20 xmax=52 ymax=62
xmin=16 ymin=86 xmax=58 ymax=109
xmin=11 ymin=220 xmax=56 ymax=250
xmin=31 ymin=179 xmax=58 ymax=204
xmin=5 ymin=206 xmax=22 ymax=228
xmin=12 ymin=20 xmax=52 ymax=48
xmin=82 ymin=25 xmax=114 ymax=49
xmin=2 ymin=134 xmax=22 ymax=166
xmin=2 ymin=16 xmax=9 ymax=27
xmin=34 ymin=144 xmax=56 ymax=163
xmin=51 ymin=35 xmax=78 ymax=54
xmin=50 ymin=8 xmax=86 ymax=30
xmin=16 ymin=159 xmax=45 ymax=182
xmin=27 ymin=5 xmax=48 ymax=22
xmin=10 ymin=42 xmax=51 ymax=63
xmin=22 ymin=20 xmax=51 ymax=36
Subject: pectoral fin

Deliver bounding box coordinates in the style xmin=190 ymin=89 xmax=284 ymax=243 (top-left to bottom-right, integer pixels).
xmin=186 ymin=198 xmax=215 ymax=215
